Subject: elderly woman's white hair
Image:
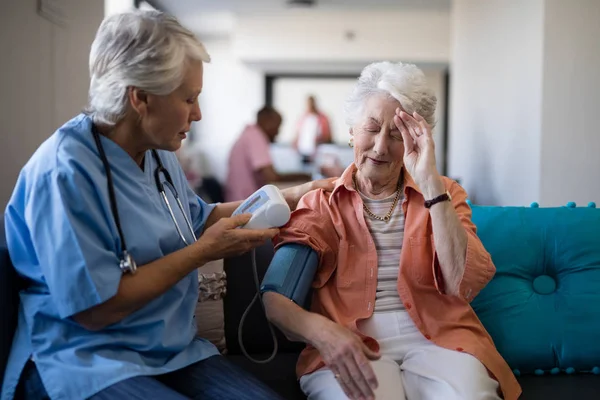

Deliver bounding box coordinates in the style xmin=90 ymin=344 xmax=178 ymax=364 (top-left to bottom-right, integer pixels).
xmin=86 ymin=10 xmax=210 ymax=125
xmin=344 ymin=61 xmax=437 ymax=129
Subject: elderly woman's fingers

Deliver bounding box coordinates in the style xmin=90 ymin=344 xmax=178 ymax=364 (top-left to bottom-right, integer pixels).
xmin=400 ymin=111 xmax=422 ymax=138
xmin=412 ymin=112 xmax=433 ymax=138
xmin=394 ymin=115 xmax=415 ymax=152
xmin=344 ymin=354 xmax=376 ymax=399
xmin=331 ymin=366 xmax=352 ymax=397
xmin=354 ymin=350 xmax=378 ymax=393
xmin=336 ymin=363 xmax=364 ymax=399
xmin=397 ymin=110 xmax=415 ymax=135
xmin=412 ymin=111 xmax=425 ymax=121
xmin=394 ymin=108 xmax=416 ymax=135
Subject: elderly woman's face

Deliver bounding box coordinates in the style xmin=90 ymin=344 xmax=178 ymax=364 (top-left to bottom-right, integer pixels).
xmin=351 ymin=95 xmax=405 ymax=182
xmin=138 ymin=60 xmax=203 ymax=151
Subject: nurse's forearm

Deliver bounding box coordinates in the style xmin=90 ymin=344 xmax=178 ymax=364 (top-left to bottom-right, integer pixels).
xmin=73 ymin=243 xmax=209 ymax=331
xmin=204 ymin=202 xmax=243 ymax=229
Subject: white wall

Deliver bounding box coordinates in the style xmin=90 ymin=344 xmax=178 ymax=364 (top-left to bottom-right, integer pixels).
xmin=539 ymin=0 xmax=600 ymax=206
xmin=0 ymin=0 xmax=103 ymax=208
xmin=448 ymin=0 xmax=545 ymax=206
xmin=423 ymin=68 xmax=447 ymax=175
xmin=233 ymin=9 xmax=451 ymax=63
xmin=449 ymin=0 xmax=600 ymax=206
xmin=104 ymin=0 xmax=135 ymax=16
xmin=187 ymin=38 xmax=264 ymax=183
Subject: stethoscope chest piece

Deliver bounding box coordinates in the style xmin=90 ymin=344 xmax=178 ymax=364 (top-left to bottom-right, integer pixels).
xmin=120 ymin=250 xmax=137 ymax=274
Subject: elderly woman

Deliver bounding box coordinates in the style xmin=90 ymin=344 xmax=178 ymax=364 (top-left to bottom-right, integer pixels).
xmin=2 ymin=10 xmax=333 ymax=400
xmin=263 ymin=62 xmax=521 ymax=400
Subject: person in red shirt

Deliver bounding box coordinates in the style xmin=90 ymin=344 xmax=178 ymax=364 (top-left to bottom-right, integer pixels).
xmin=225 ymin=106 xmax=312 ymax=202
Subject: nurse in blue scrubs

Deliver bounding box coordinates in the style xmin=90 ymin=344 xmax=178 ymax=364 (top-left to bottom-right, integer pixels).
xmin=1 ymin=10 xmax=333 ymax=400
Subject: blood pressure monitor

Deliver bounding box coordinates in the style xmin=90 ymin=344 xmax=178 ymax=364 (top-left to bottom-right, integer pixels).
xmin=232 ymin=185 xmax=291 ymax=229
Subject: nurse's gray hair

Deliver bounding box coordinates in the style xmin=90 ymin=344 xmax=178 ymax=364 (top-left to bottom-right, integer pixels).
xmin=86 ymin=10 xmax=210 ymax=125
xmin=344 ymin=61 xmax=437 ymax=128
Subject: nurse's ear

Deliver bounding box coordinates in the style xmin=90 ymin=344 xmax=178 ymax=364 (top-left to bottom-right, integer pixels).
xmin=128 ymin=86 xmax=149 ymax=118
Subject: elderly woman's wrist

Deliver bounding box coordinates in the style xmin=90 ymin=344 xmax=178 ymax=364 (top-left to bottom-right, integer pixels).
xmin=304 ymin=313 xmax=333 ymax=347
xmin=419 ymin=174 xmax=445 ymax=200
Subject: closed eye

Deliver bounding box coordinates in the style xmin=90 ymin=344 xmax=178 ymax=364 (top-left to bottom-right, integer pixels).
xmin=391 ymin=128 xmax=403 ymax=141
xmin=186 ymin=92 xmax=201 ymax=104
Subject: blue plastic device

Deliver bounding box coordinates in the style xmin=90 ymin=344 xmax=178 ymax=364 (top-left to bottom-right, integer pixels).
xmin=260 ymin=243 xmax=318 ymax=309
xmin=238 ymin=243 xmax=319 ymax=364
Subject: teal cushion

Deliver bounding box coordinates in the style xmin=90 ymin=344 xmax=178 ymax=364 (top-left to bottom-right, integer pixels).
xmin=470 ymin=203 xmax=600 ymax=374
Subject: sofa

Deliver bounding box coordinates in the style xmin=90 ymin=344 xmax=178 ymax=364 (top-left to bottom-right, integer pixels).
xmin=2 ymin=202 xmax=600 ymax=399
xmin=222 ymin=202 xmax=600 ymax=399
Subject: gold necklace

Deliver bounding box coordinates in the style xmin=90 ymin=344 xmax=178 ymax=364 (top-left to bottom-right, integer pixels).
xmin=353 ymin=175 xmax=402 ymax=223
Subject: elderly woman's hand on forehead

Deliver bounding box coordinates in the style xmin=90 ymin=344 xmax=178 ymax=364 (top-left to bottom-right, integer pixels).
xmin=394 ymin=109 xmax=443 ymax=196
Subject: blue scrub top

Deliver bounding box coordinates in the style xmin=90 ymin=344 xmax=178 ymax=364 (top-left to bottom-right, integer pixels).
xmin=1 ymin=114 xmax=219 ymax=400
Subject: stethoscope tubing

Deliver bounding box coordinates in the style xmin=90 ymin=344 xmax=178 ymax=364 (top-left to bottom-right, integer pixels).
xmin=91 ymin=124 xmax=197 ymax=273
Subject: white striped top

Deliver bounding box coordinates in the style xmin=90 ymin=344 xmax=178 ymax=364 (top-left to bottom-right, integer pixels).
xmin=358 ymin=189 xmax=405 ymax=312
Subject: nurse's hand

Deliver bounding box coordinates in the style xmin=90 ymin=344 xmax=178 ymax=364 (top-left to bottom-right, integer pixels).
xmin=196 ymin=213 xmax=278 ymax=264
xmin=73 ymin=214 xmax=275 ymax=331
xmin=281 ymin=177 xmax=337 ymax=210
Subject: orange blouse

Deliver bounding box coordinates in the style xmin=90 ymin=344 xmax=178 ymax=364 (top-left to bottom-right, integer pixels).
xmin=274 ymin=164 xmax=521 ymax=400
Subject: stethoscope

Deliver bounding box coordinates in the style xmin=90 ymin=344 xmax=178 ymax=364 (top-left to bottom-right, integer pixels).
xmin=91 ymin=124 xmax=197 ymax=274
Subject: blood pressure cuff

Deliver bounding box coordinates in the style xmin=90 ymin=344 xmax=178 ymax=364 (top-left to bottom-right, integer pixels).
xmin=260 ymin=243 xmax=318 ymax=309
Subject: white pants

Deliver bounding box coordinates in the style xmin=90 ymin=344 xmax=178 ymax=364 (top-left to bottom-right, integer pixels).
xmin=300 ymin=311 xmax=500 ymax=400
